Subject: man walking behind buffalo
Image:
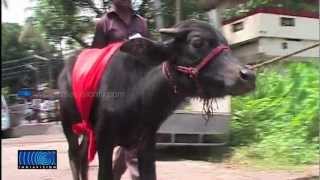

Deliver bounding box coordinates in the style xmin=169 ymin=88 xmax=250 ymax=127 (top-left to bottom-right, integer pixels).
xmin=91 ymin=0 xmax=150 ymax=180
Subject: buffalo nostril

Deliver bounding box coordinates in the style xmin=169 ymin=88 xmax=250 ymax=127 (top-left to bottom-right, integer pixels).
xmin=240 ymin=68 xmax=256 ymax=81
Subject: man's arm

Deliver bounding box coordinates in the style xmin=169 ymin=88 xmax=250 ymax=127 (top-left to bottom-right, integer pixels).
xmin=91 ymin=18 xmax=109 ymax=48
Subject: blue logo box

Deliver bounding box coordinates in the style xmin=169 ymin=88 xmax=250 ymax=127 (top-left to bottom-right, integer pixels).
xmin=18 ymin=150 xmax=57 ymax=169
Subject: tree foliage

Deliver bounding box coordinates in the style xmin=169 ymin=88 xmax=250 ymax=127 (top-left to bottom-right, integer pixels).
xmin=30 ymin=0 xmax=211 ymax=45
xmin=2 ymin=23 xmax=35 ymax=90
xmin=1 ymin=21 xmax=61 ymax=91
xmin=32 ymin=0 xmax=96 ymax=48
xmin=223 ymin=0 xmax=319 ymax=21
xmin=1 ymin=23 xmax=30 ymax=62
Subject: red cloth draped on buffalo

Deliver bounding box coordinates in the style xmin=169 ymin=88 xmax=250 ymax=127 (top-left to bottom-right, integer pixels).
xmin=71 ymin=42 xmax=124 ymax=161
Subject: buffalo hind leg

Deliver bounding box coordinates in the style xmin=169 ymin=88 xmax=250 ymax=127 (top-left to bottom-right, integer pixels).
xmin=112 ymin=146 xmax=127 ymax=180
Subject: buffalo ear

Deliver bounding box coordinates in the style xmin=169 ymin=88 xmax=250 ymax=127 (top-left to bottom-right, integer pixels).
xmin=159 ymin=28 xmax=191 ymax=39
xmin=120 ymin=37 xmax=158 ymax=56
xmin=120 ymin=37 xmax=170 ymax=65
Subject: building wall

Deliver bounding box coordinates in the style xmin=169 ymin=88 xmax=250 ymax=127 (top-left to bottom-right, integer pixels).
xmin=259 ymin=14 xmax=319 ymax=41
xmin=229 ymin=37 xmax=319 ymax=64
xmin=259 ymin=38 xmax=320 ymax=58
xmin=230 ymin=40 xmax=262 ymax=64
xmin=223 ymin=12 xmax=319 ymax=63
xmin=223 ymin=13 xmax=319 ymax=45
xmin=223 ymin=13 xmax=261 ymax=45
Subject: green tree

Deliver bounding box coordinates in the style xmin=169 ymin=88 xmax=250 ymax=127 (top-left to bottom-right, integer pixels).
xmin=223 ymin=0 xmax=318 ymax=20
xmin=2 ymin=22 xmax=60 ymax=92
xmin=30 ymin=0 xmax=213 ymax=45
xmin=1 ymin=23 xmax=34 ymax=91
xmin=19 ymin=17 xmax=55 ymax=55
xmin=1 ymin=23 xmax=29 ymax=62
xmin=32 ymin=0 xmax=95 ymax=48
xmin=31 ymin=0 xmax=149 ymax=48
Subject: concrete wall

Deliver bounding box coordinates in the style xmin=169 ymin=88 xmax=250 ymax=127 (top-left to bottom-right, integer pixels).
xmin=259 ymin=14 xmax=319 ymax=41
xmin=223 ymin=13 xmax=261 ymax=45
xmin=259 ymin=38 xmax=320 ymax=58
xmin=230 ymin=40 xmax=262 ymax=64
xmin=230 ymin=37 xmax=319 ymax=64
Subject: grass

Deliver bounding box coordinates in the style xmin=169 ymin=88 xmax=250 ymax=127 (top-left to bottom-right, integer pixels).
xmin=156 ymin=146 xmax=318 ymax=171
xmin=228 ymin=146 xmax=319 ymax=171
xmin=228 ymin=60 xmax=320 ymax=170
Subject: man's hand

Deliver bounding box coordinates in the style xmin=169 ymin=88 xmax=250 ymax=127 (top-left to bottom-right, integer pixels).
xmin=129 ymin=33 xmax=143 ymax=40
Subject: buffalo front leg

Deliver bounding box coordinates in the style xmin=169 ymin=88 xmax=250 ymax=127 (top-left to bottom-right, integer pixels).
xmin=65 ymin=132 xmax=81 ymax=180
xmin=61 ymin=113 xmax=81 ymax=180
xmin=138 ymin=137 xmax=156 ymax=180
xmin=79 ymin=135 xmax=89 ymax=180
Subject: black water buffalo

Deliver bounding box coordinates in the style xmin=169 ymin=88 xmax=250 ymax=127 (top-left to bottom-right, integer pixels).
xmin=58 ymin=20 xmax=256 ymax=180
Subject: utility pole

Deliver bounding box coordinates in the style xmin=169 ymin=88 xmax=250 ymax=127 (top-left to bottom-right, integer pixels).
xmin=25 ymin=64 xmax=39 ymax=91
xmin=152 ymin=0 xmax=164 ymax=30
xmin=207 ymin=8 xmax=222 ymax=30
xmin=48 ymin=61 xmax=53 ymax=89
xmin=33 ymin=55 xmax=53 ymax=89
xmin=175 ymin=0 xmax=182 ymax=24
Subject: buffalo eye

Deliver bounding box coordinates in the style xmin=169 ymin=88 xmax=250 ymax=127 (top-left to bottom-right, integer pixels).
xmin=191 ymin=37 xmax=205 ymax=49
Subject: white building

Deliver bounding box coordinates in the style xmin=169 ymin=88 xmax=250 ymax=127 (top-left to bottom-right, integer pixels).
xmin=222 ymin=7 xmax=319 ymax=64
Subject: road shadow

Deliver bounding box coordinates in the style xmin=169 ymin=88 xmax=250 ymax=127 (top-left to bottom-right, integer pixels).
xmin=155 ymin=146 xmax=233 ymax=163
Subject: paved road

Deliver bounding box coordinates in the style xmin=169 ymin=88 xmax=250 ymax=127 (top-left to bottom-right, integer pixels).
xmin=2 ymin=134 xmax=318 ymax=180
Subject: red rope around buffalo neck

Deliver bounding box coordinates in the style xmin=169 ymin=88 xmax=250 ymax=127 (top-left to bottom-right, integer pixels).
xmin=162 ymin=44 xmax=230 ymax=94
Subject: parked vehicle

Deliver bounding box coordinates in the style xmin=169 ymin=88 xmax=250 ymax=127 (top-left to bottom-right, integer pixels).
xmin=8 ymin=96 xmax=29 ymax=127
xmin=2 ymin=95 xmax=29 ymax=130
xmin=1 ymin=95 xmax=10 ymax=131
xmin=39 ymin=100 xmax=59 ymax=122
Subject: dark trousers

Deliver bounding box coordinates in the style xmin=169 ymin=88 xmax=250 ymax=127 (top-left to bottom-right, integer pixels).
xmin=113 ymin=146 xmax=140 ymax=180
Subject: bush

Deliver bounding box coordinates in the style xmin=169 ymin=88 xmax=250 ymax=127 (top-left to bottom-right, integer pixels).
xmin=230 ymin=61 xmax=319 ymax=165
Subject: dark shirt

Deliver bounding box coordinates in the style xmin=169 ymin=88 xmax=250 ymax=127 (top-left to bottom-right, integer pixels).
xmin=91 ymin=9 xmax=149 ymax=48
